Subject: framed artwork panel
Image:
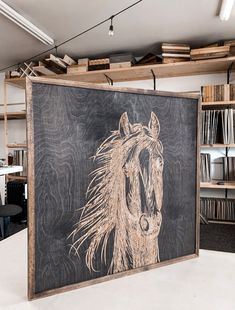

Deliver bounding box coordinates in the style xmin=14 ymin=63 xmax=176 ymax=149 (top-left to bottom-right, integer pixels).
xmin=27 ymin=77 xmax=200 ymax=299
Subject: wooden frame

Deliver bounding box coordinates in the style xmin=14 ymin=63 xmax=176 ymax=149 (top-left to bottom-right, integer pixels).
xmin=26 ymin=77 xmax=200 ymax=300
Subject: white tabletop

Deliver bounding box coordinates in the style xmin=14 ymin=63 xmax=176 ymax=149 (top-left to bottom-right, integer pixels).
xmin=0 ymin=229 xmax=235 ymax=309
xmin=0 ymin=165 xmax=23 ymax=176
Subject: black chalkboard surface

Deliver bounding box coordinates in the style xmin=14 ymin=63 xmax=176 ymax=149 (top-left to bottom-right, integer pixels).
xmin=27 ymin=78 xmax=200 ymax=299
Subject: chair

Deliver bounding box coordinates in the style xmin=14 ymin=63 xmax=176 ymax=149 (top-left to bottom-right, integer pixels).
xmin=0 ymin=194 xmax=22 ymax=239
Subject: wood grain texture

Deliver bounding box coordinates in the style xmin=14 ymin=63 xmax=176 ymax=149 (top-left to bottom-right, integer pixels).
xmin=26 ymin=78 xmax=35 ymax=300
xmin=28 ymin=76 xmax=200 ymax=99
xmin=27 ymin=79 xmax=199 ymax=299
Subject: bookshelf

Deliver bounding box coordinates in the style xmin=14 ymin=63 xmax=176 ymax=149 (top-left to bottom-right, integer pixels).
xmin=3 ymin=80 xmax=27 ymax=182
xmin=200 ymin=85 xmax=235 ymax=224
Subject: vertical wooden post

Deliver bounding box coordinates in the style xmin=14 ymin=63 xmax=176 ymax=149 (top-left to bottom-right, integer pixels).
xmin=3 ymin=80 xmax=8 ymax=164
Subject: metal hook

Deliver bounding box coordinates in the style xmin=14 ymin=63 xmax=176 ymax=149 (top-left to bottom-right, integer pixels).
xmin=227 ymin=62 xmax=234 ymax=84
xmin=151 ymin=69 xmax=156 ymax=90
xmin=104 ymin=74 xmax=113 ymax=86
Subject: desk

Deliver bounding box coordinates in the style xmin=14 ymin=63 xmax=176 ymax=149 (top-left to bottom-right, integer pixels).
xmin=0 ymin=166 xmax=23 ymax=202
xmin=0 ymin=229 xmax=234 ymax=309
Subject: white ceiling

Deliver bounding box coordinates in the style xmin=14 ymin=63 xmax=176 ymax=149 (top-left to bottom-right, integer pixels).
xmin=0 ymin=0 xmax=235 ymax=71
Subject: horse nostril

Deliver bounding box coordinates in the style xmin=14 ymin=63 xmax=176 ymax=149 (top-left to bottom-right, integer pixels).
xmin=139 ymin=215 xmax=150 ymax=232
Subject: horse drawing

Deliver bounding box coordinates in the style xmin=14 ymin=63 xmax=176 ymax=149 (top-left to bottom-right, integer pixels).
xmin=69 ymin=111 xmax=164 ymax=274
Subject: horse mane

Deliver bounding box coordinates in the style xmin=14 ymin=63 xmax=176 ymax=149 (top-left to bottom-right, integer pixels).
xmin=70 ymin=129 xmax=126 ymax=273
xmin=70 ymin=112 xmax=162 ymax=273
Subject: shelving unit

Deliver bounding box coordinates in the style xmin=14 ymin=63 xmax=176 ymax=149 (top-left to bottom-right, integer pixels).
xmin=3 ymin=79 xmax=27 ymax=182
xmin=200 ymin=90 xmax=235 ymax=224
xmin=3 ymin=55 xmax=235 ymax=222
xmin=5 ymin=55 xmax=235 ymax=89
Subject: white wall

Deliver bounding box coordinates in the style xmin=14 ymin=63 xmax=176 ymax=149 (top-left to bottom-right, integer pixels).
xmin=1 ymin=71 xmax=234 ymax=199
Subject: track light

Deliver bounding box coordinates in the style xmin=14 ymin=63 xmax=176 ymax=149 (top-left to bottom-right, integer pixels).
xmin=0 ymin=0 xmax=54 ymax=45
xmin=219 ymin=0 xmax=235 ymax=21
xmin=109 ymin=16 xmax=114 ymax=36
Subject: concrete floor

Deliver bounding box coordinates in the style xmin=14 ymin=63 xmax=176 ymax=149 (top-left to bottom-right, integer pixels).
xmin=0 ymin=229 xmax=235 ymax=310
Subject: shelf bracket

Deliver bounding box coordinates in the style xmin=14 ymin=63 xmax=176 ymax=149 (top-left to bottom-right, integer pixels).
xmin=104 ymin=74 xmax=113 ymax=86
xmin=227 ymin=62 xmax=234 ymax=84
xmin=151 ymin=69 xmax=156 ymax=90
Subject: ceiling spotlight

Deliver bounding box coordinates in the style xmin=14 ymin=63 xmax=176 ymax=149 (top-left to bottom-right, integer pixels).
xmin=220 ymin=0 xmax=235 ymax=21
xmin=109 ymin=16 xmax=114 ymax=36
xmin=0 ymin=0 xmax=54 ymax=45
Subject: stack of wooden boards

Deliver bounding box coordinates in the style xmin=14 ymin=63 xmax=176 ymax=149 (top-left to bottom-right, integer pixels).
xmin=34 ymin=54 xmax=76 ymax=75
xmin=191 ymin=45 xmax=230 ymax=60
xmin=67 ymin=53 xmax=136 ymax=74
xmin=6 ymin=38 xmax=235 ymax=78
xmin=201 ymin=84 xmax=235 ymax=102
xmin=161 ymin=43 xmax=190 ymax=64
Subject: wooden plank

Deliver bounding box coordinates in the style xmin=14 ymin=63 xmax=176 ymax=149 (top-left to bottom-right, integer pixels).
xmin=208 ymin=220 xmax=235 ymax=225
xmin=201 ymin=144 xmax=235 ymax=148
xmin=195 ymin=97 xmax=201 ymax=256
xmin=202 ymin=100 xmax=235 ymax=105
xmin=31 ymin=254 xmax=198 ymax=300
xmin=3 ymin=81 xmax=8 ymax=163
xmin=200 ymin=182 xmax=235 ymax=189
xmin=33 ymin=65 xmax=57 ymax=76
xmin=5 ymin=77 xmax=26 ymax=88
xmin=7 ymin=175 xmax=27 ymax=181
xmin=28 ymin=77 xmax=200 ymax=99
xmin=4 ymin=56 xmax=235 ymax=87
xmin=7 ymin=144 xmax=27 ymax=148
xmin=0 ymin=112 xmax=26 ymax=120
xmin=26 ymin=78 xmax=35 ymax=300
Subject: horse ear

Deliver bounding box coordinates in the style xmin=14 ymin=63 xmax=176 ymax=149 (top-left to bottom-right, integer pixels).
xmin=119 ymin=112 xmax=132 ymax=137
xmin=148 ymin=112 xmax=160 ymax=139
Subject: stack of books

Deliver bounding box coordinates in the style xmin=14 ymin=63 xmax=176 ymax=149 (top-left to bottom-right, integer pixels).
xmin=222 ymin=157 xmax=235 ymax=181
xmin=201 ymin=198 xmax=235 ymax=221
xmin=200 ymin=153 xmax=211 ymax=182
xmin=161 ymin=43 xmax=190 ymax=64
xmin=201 ymin=108 xmax=235 ymax=145
xmin=190 ymin=45 xmax=230 ymax=60
xmin=109 ymin=53 xmax=136 ymax=69
xmin=201 ymin=110 xmax=220 ymax=144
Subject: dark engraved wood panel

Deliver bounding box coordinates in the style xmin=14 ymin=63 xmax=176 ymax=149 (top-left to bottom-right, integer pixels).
xmin=28 ymin=79 xmax=199 ymax=298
